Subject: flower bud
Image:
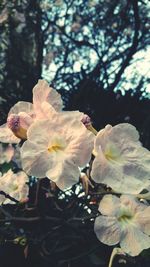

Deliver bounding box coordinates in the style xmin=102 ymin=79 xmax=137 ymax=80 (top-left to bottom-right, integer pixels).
xmin=81 ymin=114 xmax=98 ymax=135
xmin=7 ymin=112 xmax=32 ymax=140
xmin=81 ymin=114 xmax=92 ymax=127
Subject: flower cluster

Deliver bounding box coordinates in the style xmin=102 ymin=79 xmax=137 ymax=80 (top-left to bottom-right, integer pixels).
xmin=0 ymin=79 xmax=150 ymax=264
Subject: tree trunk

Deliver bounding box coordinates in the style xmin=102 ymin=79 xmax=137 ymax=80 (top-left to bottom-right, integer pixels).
xmin=0 ymin=0 xmax=43 ymax=124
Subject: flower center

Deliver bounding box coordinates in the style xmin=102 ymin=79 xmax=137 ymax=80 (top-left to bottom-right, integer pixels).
xmin=118 ymin=214 xmax=133 ymax=223
xmin=104 ymin=143 xmax=121 ymax=161
xmin=12 ymin=184 xmax=19 ymax=191
xmin=117 ymin=207 xmax=134 ymax=227
xmin=47 ymin=136 xmax=67 ymax=153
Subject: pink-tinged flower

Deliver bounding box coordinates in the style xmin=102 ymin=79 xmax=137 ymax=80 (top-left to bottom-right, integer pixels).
xmin=0 ymin=169 xmax=29 ymax=204
xmin=0 ymin=80 xmax=63 ymax=143
xmin=21 ymin=113 xmax=95 ymax=190
xmin=0 ymin=143 xmax=14 ymax=164
xmin=94 ymin=194 xmax=150 ymax=256
xmin=91 ymin=123 xmax=150 ymax=194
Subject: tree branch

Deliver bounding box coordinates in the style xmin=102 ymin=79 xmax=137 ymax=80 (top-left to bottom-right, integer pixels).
xmin=108 ymin=0 xmax=140 ymax=91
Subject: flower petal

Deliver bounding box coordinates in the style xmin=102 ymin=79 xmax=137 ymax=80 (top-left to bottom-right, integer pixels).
xmin=94 ymin=215 xmax=121 ymax=246
xmin=8 ymin=101 xmax=33 ymax=116
xmin=0 ymin=124 xmax=20 ymax=143
xmin=135 ymin=206 xmax=150 ymax=235
xmin=0 ymin=170 xmax=29 ymax=204
xmin=46 ymin=158 xmax=80 ymax=190
xmin=91 ymin=146 xmax=121 ymax=185
xmin=94 ymin=124 xmax=112 ymax=154
xmin=99 ymin=195 xmax=121 ymax=216
xmin=33 ymin=80 xmax=63 ymax=112
xmin=21 ymin=140 xmax=51 ymax=178
xmin=109 ymin=123 xmax=140 ymax=144
xmin=120 ymin=226 xmax=150 ymax=256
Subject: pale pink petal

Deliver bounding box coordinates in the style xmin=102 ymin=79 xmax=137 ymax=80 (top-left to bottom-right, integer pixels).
xmin=0 ymin=170 xmax=29 ymax=204
xmin=123 ymin=160 xmax=150 ymax=181
xmin=117 ymin=175 xmax=150 ymax=194
xmin=65 ymin=124 xmax=94 ymax=167
xmin=39 ymin=101 xmax=84 ymax=122
xmin=19 ymin=112 xmax=33 ymax=130
xmin=135 ymin=207 xmax=150 ymax=235
xmin=120 ymin=226 xmax=150 ymax=256
xmin=94 ymin=216 xmax=121 ymax=246
xmin=0 ymin=124 xmax=20 ymax=143
xmin=33 ymin=80 xmax=63 ymax=112
xmin=61 ymin=110 xmax=84 ymax=122
xmin=27 ymin=119 xmax=51 ymax=146
xmin=37 ymin=101 xmax=57 ymax=119
xmin=46 ymin=158 xmax=80 ymax=190
xmin=8 ymin=101 xmax=33 ymax=116
xmin=99 ymin=195 xmax=121 ymax=216
xmin=91 ymin=146 xmax=121 ymax=185
xmin=21 ymin=141 xmax=52 ymax=178
xmin=94 ymin=125 xmax=112 ymax=154
xmin=4 ymin=144 xmax=14 ymax=162
xmin=109 ymin=123 xmax=139 ymax=144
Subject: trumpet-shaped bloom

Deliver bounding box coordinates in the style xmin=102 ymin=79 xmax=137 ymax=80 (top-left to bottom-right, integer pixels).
xmin=0 ymin=80 xmax=63 ymax=143
xmin=91 ymin=123 xmax=150 ymax=194
xmin=0 ymin=143 xmax=14 ymax=164
xmin=21 ymin=113 xmax=95 ymax=190
xmin=94 ymin=194 xmax=150 ymax=256
xmin=0 ymin=169 xmax=29 ymax=204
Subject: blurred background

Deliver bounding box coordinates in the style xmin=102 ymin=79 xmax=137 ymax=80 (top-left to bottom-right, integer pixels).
xmin=0 ymin=0 xmax=150 ymax=146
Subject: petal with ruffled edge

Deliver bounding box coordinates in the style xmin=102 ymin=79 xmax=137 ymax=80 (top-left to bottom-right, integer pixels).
xmin=94 ymin=216 xmax=121 ymax=246
xmin=8 ymin=101 xmax=33 ymax=116
xmin=33 ymin=80 xmax=63 ymax=113
xmin=99 ymin=194 xmax=121 ymax=216
xmin=120 ymin=226 xmax=150 ymax=256
xmin=0 ymin=124 xmax=20 ymax=143
xmin=109 ymin=123 xmax=140 ymax=145
xmin=39 ymin=100 xmax=84 ymax=122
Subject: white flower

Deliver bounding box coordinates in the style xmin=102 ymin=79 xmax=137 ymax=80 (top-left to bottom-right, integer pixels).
xmin=94 ymin=194 xmax=150 ymax=256
xmin=91 ymin=123 xmax=150 ymax=194
xmin=21 ymin=113 xmax=95 ymax=190
xmin=0 ymin=80 xmax=63 ymax=143
xmin=0 ymin=169 xmax=29 ymax=204
xmin=0 ymin=143 xmax=14 ymax=164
